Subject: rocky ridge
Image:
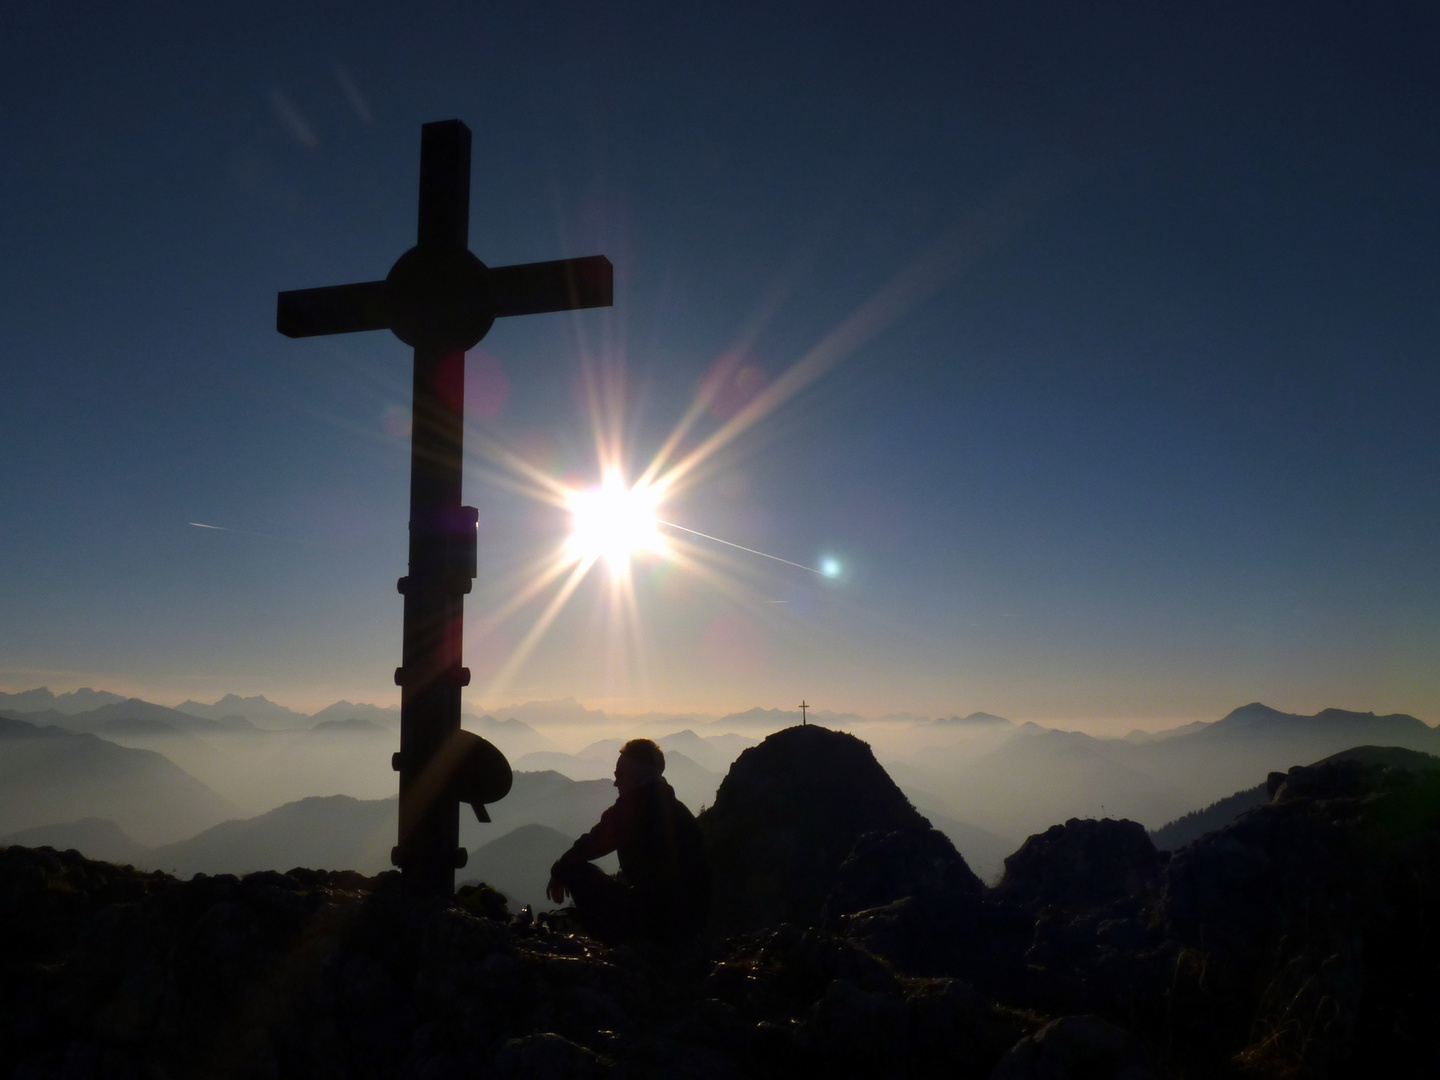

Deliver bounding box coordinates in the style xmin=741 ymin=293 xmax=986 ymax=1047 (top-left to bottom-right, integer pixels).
xmin=3 ymin=726 xmax=1438 ymax=1078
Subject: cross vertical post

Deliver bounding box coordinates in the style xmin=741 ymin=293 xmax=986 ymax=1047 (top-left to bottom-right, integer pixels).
xmin=799 ymin=700 xmax=809 ymax=725
xmin=275 ymin=119 xmax=613 ymax=896
xmin=396 ymin=121 xmax=472 ymax=897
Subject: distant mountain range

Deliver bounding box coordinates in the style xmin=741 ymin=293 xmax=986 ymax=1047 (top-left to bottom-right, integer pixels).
xmin=0 ymin=769 xmax=623 ymax=882
xmin=0 ymin=687 xmax=128 ymax=714
xmin=0 ymin=684 xmax=1266 ymax=736
xmin=0 ymin=714 xmax=233 ymax=844
xmin=176 ymin=693 xmax=312 ymax=728
xmin=900 ymin=702 xmax=1440 ymax=840
xmin=935 ymin=712 xmax=1013 ymax=727
xmin=6 ymin=686 xmax=1438 ymax=893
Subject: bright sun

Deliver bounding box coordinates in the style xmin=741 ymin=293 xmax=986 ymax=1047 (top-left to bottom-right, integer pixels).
xmin=567 ymin=473 xmax=662 ymax=568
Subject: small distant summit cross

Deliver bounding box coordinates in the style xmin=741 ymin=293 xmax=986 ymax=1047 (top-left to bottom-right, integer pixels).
xmin=799 ymin=700 xmax=809 ymax=726
xmin=275 ymin=120 xmax=612 ymax=897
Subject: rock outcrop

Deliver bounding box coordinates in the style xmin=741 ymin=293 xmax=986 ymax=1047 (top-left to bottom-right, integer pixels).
xmin=698 ymin=725 xmax=933 ymax=934
xmin=995 ymin=817 xmax=1166 ymax=914
xmin=823 ymin=825 xmax=983 ymax=920
xmin=5 ymin=743 xmax=1440 ymax=1078
xmin=0 ymin=847 xmax=1030 ymax=1079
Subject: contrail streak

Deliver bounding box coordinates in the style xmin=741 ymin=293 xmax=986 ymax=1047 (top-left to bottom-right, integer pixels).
xmin=187 ymin=521 xmax=320 ymax=547
xmin=655 ymin=519 xmax=826 ymax=576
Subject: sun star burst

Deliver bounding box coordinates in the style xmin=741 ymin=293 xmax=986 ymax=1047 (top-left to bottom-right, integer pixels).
xmin=566 ymin=473 xmax=663 ymax=570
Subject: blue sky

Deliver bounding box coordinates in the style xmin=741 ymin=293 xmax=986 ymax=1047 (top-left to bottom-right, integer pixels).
xmin=2 ymin=2 xmax=1437 ymax=728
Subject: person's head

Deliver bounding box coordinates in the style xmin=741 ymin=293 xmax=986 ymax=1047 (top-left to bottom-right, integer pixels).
xmin=614 ymin=738 xmax=665 ymax=793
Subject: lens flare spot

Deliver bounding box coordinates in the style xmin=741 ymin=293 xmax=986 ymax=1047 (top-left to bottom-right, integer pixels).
xmin=466 ymin=349 xmax=508 ymax=420
xmin=381 ymin=404 xmax=411 ymax=438
xmin=567 ymin=474 xmax=661 ymax=570
xmin=701 ymin=351 xmax=770 ymax=419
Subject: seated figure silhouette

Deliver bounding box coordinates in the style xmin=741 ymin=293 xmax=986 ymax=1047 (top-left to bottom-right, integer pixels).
xmin=546 ymin=738 xmax=709 ymax=944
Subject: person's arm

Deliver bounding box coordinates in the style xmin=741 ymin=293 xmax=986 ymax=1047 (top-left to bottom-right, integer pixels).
xmin=546 ymin=797 xmax=629 ymax=902
xmin=560 ymin=800 xmax=625 ymax=865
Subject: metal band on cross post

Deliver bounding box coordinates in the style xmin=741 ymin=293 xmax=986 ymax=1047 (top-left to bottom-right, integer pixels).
xmin=276 ymin=119 xmax=613 ymax=896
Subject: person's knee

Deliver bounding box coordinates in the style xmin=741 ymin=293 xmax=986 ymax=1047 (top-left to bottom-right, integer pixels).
xmin=553 ymin=859 xmax=600 ymax=889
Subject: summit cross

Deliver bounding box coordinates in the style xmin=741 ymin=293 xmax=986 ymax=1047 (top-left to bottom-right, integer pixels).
xmin=799 ymin=700 xmax=809 ymax=726
xmin=276 ymin=119 xmax=613 ymax=896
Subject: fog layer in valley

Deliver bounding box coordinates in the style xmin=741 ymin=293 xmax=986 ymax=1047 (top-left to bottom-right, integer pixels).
xmin=4 ymin=687 xmax=1438 ymax=909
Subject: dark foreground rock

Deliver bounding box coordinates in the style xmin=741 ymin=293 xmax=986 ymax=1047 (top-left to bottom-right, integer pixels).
xmin=5 ymin=744 xmax=1440 ymax=1079
xmin=0 ymin=848 xmax=1033 ymax=1080
xmin=996 ymin=817 xmax=1166 ymax=915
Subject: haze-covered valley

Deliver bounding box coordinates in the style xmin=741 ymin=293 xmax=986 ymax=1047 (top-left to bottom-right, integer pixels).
xmin=5 ymin=685 xmax=1439 ymax=912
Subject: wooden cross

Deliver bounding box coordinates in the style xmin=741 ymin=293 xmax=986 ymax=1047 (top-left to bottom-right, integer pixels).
xmin=276 ymin=120 xmax=612 ymax=896
xmin=799 ymin=700 xmax=809 ymax=725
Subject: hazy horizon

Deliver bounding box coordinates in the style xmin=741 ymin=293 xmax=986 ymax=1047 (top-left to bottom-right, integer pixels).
xmin=4 ymin=678 xmax=1435 ymax=741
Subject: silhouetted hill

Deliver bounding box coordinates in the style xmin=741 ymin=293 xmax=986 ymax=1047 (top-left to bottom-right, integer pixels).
xmin=1206 ymin=702 xmax=1438 ymax=741
xmin=0 ymin=715 xmax=233 ymax=844
xmin=0 ymin=817 xmax=149 ymax=865
xmin=700 ymin=724 xmax=932 ymax=934
xmin=461 ymin=822 xmax=573 ymax=912
xmin=468 ymin=770 xmax=616 ymax=847
xmin=652 ymin=729 xmax=756 ymax=774
xmin=50 ymin=698 xmax=257 ymax=735
xmin=1150 ymin=783 xmax=1269 ymax=852
xmin=1151 ymin=744 xmax=1440 ymax=851
xmin=895 ymin=702 xmax=1440 ymax=839
xmin=148 ymin=794 xmax=395 ymax=876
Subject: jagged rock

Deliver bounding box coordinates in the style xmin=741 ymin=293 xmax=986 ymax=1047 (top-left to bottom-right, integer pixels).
xmin=10 ymin=741 xmax=1440 ymax=1079
xmin=823 ymin=826 xmax=983 ymax=921
xmin=988 ymin=1014 xmax=1156 ymax=1080
xmin=0 ymin=845 xmax=1040 ymax=1080
xmin=1164 ymin=758 xmax=1440 ymax=1078
xmin=699 ymin=725 xmax=929 ymax=934
xmin=798 ymin=977 xmax=909 ymax=1063
xmin=995 ymin=818 xmax=1165 ymax=914
xmin=838 ymin=894 xmax=1033 ymax=995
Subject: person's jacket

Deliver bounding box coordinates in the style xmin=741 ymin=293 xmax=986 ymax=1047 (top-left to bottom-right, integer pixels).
xmin=557 ymin=777 xmax=708 ymax=903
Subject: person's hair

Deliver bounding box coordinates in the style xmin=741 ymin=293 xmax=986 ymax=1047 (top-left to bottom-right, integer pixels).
xmin=619 ymin=738 xmax=665 ymax=775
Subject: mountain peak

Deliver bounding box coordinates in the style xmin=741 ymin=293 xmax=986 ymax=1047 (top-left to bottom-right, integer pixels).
xmin=700 ymin=724 xmax=928 ymax=933
xmin=1216 ymin=703 xmax=1430 ymax=731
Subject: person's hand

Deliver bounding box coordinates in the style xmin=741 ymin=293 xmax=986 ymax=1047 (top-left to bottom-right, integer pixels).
xmin=545 ymin=875 xmax=568 ymax=904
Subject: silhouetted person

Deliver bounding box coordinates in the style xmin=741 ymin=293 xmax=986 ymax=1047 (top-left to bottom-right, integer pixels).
xmin=546 ymin=738 xmax=709 ymax=944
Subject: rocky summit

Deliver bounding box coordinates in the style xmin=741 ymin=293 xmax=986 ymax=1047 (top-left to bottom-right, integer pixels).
xmin=3 ymin=738 xmax=1440 ymax=1078
xmin=699 ymin=724 xmax=931 ymax=934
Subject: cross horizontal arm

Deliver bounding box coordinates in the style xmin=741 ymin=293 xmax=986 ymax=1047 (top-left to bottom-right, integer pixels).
xmin=277 ymin=280 xmax=391 ymax=338
xmin=489 ymin=255 xmax=613 ymax=318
